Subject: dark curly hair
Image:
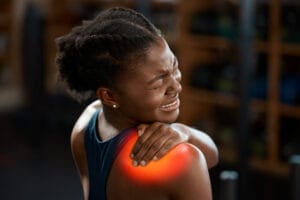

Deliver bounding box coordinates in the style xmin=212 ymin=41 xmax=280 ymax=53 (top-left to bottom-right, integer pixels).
xmin=55 ymin=7 xmax=162 ymax=101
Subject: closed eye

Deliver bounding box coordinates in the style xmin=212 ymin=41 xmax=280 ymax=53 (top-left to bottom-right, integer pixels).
xmin=149 ymin=78 xmax=164 ymax=90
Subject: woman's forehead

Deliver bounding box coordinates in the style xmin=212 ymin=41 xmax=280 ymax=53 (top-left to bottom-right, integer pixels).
xmin=136 ymin=39 xmax=174 ymax=73
xmin=117 ymin=39 xmax=174 ymax=84
xmin=147 ymin=39 xmax=173 ymax=64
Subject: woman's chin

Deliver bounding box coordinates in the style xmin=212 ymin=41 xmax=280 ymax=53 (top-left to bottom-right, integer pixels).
xmin=159 ymin=109 xmax=180 ymax=123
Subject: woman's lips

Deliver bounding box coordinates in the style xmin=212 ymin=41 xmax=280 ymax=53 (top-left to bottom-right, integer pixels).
xmin=159 ymin=99 xmax=180 ymax=112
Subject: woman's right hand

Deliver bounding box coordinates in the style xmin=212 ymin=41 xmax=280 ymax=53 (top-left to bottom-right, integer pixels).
xmin=130 ymin=122 xmax=189 ymax=166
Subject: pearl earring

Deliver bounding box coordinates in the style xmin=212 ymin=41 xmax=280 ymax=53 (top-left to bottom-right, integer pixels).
xmin=113 ymin=104 xmax=117 ymax=108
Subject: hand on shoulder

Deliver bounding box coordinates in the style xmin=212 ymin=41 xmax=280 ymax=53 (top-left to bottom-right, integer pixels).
xmin=130 ymin=122 xmax=218 ymax=169
xmin=130 ymin=122 xmax=189 ymax=167
xmin=114 ymin=129 xmax=212 ymax=199
xmin=116 ymin=129 xmax=207 ymax=183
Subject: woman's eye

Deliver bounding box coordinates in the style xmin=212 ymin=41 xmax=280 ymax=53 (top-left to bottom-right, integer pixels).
xmin=149 ymin=79 xmax=164 ymax=90
xmin=151 ymin=85 xmax=162 ymax=90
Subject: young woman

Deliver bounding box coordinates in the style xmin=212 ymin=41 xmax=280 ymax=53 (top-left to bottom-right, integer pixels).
xmin=56 ymin=7 xmax=218 ymax=200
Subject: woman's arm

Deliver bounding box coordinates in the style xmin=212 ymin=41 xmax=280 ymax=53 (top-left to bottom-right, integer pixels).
xmin=171 ymin=123 xmax=219 ymax=168
xmin=167 ymin=143 xmax=213 ymax=200
xmin=71 ymin=130 xmax=89 ymax=200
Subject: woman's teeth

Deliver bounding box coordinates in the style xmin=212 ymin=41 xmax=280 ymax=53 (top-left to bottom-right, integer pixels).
xmin=160 ymin=99 xmax=180 ymax=111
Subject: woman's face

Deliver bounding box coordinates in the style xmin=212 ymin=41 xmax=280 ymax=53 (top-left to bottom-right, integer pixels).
xmin=114 ymin=38 xmax=182 ymax=124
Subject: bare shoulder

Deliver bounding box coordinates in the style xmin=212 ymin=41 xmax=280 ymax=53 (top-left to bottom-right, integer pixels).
xmin=70 ymin=100 xmax=101 ymax=200
xmin=168 ymin=144 xmax=212 ymax=200
xmin=71 ymin=100 xmax=101 ymax=147
xmin=71 ymin=99 xmax=102 ymax=170
xmin=72 ymin=100 xmax=102 ymax=134
xmin=110 ymin=130 xmax=212 ymax=200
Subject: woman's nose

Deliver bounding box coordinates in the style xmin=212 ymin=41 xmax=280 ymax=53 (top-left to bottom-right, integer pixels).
xmin=166 ymin=73 xmax=182 ymax=95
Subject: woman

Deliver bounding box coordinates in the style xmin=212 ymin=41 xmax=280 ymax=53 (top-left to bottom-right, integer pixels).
xmin=56 ymin=7 xmax=218 ymax=200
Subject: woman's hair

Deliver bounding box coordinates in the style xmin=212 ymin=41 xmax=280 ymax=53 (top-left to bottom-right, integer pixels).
xmin=55 ymin=7 xmax=161 ymax=101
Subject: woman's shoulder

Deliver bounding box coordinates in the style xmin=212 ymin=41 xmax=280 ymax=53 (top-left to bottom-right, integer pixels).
xmin=116 ymin=134 xmax=205 ymax=183
xmin=72 ymin=100 xmax=102 ymax=134
xmin=110 ymin=131 xmax=212 ymax=199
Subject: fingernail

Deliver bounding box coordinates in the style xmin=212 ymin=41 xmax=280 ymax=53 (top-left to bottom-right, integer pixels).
xmin=140 ymin=160 xmax=146 ymax=166
xmin=138 ymin=130 xmax=142 ymax=136
xmin=153 ymin=156 xmax=158 ymax=161
xmin=133 ymin=160 xmax=138 ymax=166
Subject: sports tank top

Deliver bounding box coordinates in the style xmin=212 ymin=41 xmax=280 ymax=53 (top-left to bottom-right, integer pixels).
xmin=84 ymin=109 xmax=135 ymax=200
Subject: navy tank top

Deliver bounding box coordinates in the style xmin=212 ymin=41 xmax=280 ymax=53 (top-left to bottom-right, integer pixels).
xmin=84 ymin=109 xmax=135 ymax=200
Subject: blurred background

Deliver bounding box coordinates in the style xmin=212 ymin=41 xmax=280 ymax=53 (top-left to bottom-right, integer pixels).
xmin=1 ymin=0 xmax=300 ymax=199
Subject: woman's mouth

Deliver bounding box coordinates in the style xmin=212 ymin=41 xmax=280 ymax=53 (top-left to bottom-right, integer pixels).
xmin=159 ymin=99 xmax=180 ymax=112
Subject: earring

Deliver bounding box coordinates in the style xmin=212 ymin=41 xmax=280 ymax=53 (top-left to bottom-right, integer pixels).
xmin=113 ymin=104 xmax=117 ymax=108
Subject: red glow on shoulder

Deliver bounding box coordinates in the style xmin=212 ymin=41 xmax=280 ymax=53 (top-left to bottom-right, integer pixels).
xmin=115 ymin=129 xmax=193 ymax=185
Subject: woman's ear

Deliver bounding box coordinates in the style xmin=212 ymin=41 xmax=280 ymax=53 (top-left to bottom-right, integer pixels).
xmin=96 ymin=87 xmax=119 ymax=108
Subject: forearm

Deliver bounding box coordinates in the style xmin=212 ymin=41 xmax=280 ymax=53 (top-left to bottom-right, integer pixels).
xmin=171 ymin=123 xmax=219 ymax=168
xmin=81 ymin=177 xmax=89 ymax=200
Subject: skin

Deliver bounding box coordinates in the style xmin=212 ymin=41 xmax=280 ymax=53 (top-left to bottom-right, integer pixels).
xmin=115 ymin=131 xmax=197 ymax=185
xmin=71 ymin=38 xmax=217 ymax=200
xmin=107 ymin=130 xmax=212 ymax=200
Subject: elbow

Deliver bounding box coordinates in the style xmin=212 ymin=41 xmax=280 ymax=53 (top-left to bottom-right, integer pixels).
xmin=207 ymin=143 xmax=219 ymax=168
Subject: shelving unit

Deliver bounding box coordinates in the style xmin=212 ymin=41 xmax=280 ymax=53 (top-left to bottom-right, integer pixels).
xmin=178 ymin=0 xmax=300 ymax=177
xmin=0 ymin=0 xmax=23 ymax=111
xmin=0 ymin=3 xmax=11 ymax=75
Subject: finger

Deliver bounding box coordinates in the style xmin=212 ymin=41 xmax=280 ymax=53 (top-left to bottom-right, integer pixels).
xmin=149 ymin=126 xmax=186 ymax=161
xmin=152 ymin=137 xmax=181 ymax=161
xmin=137 ymin=122 xmax=162 ymax=144
xmin=131 ymin=123 xmax=163 ymax=161
xmin=137 ymin=124 xmax=148 ymax=137
xmin=134 ymin=125 xmax=170 ymax=165
xmin=134 ymin=125 xmax=183 ymax=165
xmin=131 ymin=123 xmax=162 ymax=161
xmin=130 ymin=124 xmax=148 ymax=159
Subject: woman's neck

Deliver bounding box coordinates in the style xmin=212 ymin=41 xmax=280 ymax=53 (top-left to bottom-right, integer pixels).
xmin=98 ymin=106 xmax=137 ymax=141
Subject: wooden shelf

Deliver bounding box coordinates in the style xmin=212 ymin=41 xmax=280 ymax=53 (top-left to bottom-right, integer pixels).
xmin=0 ymin=53 xmax=9 ymax=61
xmin=81 ymin=0 xmax=177 ymax=8
xmin=280 ymin=104 xmax=300 ymax=119
xmin=255 ymin=41 xmax=270 ymax=53
xmin=184 ymin=88 xmax=267 ymax=113
xmin=151 ymin=0 xmax=177 ymax=9
xmin=0 ymin=13 xmax=11 ymax=30
xmin=186 ymin=88 xmax=239 ymax=107
xmin=282 ymin=43 xmax=300 ymax=56
xmin=249 ymin=158 xmax=290 ymax=177
xmin=0 ymin=86 xmax=24 ymax=112
xmin=80 ymin=0 xmax=135 ymax=8
xmin=0 ymin=1 xmax=18 ymax=98
xmin=218 ymin=145 xmax=238 ymax=164
xmin=218 ymin=145 xmax=290 ymax=177
xmin=179 ymin=35 xmax=272 ymax=54
xmin=180 ymin=35 xmax=235 ymax=50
